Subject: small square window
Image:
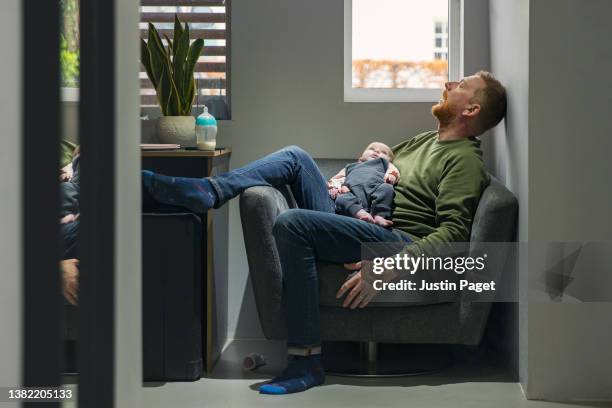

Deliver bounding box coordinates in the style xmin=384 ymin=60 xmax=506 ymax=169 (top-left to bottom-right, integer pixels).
xmin=344 ymin=0 xmax=461 ymax=102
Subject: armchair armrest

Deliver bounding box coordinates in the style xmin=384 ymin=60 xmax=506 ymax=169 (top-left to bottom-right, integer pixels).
xmin=239 ymin=185 xmax=296 ymax=339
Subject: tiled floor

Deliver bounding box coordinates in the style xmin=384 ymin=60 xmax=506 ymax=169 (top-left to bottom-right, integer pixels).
xmin=63 ymin=339 xmax=612 ymax=408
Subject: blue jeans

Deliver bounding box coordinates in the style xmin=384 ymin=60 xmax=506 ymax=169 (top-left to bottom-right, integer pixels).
xmin=210 ymin=146 xmax=412 ymax=347
xmin=61 ymin=219 xmax=79 ymax=260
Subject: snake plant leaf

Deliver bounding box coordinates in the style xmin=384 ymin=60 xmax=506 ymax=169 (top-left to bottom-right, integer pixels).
xmin=143 ymin=14 xmax=204 ymax=117
xmin=140 ymin=38 xmax=156 ymax=90
xmin=173 ymin=14 xmax=184 ymax=62
xmin=168 ymin=74 xmax=183 ymax=116
xmin=163 ymin=34 xmax=173 ymax=56
xmin=184 ymin=78 xmax=196 ymax=113
xmin=184 ymin=38 xmax=204 ymax=101
xmin=173 ymin=21 xmax=190 ymax=111
xmin=155 ymin=65 xmax=171 ymax=116
xmin=148 ymin=22 xmax=170 ymax=64
xmin=147 ymin=22 xmax=170 ymax=87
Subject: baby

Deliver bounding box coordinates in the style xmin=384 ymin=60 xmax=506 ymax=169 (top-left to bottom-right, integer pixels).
xmin=328 ymin=142 xmax=400 ymax=228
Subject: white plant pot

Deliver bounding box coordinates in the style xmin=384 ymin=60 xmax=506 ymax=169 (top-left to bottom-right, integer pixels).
xmin=156 ymin=116 xmax=196 ymax=147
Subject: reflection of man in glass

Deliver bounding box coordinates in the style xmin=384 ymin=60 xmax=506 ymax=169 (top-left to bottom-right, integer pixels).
xmin=60 ymin=145 xmax=80 ymax=305
xmin=142 ymin=71 xmax=507 ymax=395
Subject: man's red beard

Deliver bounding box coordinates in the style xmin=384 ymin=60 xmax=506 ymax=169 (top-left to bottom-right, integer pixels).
xmin=431 ymin=90 xmax=455 ymax=126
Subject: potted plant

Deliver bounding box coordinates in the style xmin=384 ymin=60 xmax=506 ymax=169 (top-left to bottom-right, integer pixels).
xmin=141 ymin=15 xmax=204 ymax=146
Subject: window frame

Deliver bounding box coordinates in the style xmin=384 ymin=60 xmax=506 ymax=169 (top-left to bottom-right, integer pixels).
xmin=139 ymin=0 xmax=231 ymax=120
xmin=343 ymin=0 xmax=462 ymax=103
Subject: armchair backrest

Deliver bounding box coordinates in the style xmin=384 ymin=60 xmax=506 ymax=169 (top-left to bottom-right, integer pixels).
xmin=470 ymin=176 xmax=518 ymax=243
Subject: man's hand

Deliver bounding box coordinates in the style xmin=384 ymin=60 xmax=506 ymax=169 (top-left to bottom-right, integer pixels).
xmin=335 ymin=262 xmax=377 ymax=309
xmin=60 ymin=213 xmax=80 ymax=224
xmin=61 ymin=259 xmax=79 ymax=306
xmin=60 ymin=163 xmax=73 ymax=182
xmin=335 ymin=260 xmax=400 ymax=309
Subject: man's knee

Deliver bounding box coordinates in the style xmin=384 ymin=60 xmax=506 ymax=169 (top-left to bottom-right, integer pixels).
xmin=282 ymin=145 xmax=311 ymax=161
xmin=272 ymin=209 xmax=310 ymax=240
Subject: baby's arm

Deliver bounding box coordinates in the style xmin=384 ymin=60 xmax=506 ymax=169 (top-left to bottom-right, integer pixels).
xmin=384 ymin=162 xmax=400 ymax=185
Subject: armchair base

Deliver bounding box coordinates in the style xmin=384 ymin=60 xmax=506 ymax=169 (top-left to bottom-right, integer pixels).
xmin=322 ymin=341 xmax=453 ymax=377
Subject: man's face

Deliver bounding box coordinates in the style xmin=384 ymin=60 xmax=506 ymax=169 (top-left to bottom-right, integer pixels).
xmin=432 ymin=74 xmax=486 ymax=126
xmin=360 ymin=142 xmax=392 ymax=161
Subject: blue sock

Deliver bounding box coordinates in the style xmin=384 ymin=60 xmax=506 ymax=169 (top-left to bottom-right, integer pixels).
xmin=142 ymin=170 xmax=218 ymax=213
xmin=259 ymin=354 xmax=325 ymax=395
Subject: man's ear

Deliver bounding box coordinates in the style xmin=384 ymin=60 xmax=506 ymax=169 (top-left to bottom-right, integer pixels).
xmin=462 ymin=103 xmax=481 ymax=118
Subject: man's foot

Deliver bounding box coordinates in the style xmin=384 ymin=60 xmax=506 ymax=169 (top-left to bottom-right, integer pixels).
xmin=142 ymin=170 xmax=217 ymax=213
xmin=259 ymin=354 xmax=325 ymax=395
xmin=355 ymin=209 xmax=374 ymax=223
xmin=373 ymin=215 xmax=393 ymax=228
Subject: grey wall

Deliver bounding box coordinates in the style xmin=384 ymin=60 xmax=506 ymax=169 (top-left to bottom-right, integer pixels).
xmin=221 ymin=0 xmax=437 ymax=338
xmin=489 ymin=0 xmax=530 ymax=387
xmin=115 ymin=0 xmax=143 ymax=405
xmin=62 ymin=102 xmax=79 ymax=143
xmin=463 ymin=0 xmax=495 ymax=166
xmin=525 ymin=0 xmax=612 ymax=401
xmin=490 ymin=0 xmax=612 ymax=401
xmin=0 ymin=0 xmax=22 ymax=391
xmin=64 ymin=0 xmax=492 ymax=341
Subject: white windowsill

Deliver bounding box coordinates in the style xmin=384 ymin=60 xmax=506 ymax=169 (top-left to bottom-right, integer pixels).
xmin=61 ymin=87 xmax=79 ymax=103
xmin=344 ymin=88 xmax=442 ymax=103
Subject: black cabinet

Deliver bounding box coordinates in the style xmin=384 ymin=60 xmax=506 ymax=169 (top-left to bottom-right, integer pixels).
xmin=142 ymin=148 xmax=230 ymax=378
xmin=142 ymin=213 xmax=203 ymax=381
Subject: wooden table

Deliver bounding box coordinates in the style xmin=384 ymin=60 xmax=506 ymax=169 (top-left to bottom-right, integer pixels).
xmin=142 ymin=147 xmax=231 ymax=374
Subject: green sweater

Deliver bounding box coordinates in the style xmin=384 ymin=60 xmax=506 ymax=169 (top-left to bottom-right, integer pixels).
xmin=391 ymin=131 xmax=489 ymax=257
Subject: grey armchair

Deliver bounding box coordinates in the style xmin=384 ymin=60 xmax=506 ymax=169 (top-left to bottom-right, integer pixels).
xmin=239 ymin=159 xmax=518 ymax=351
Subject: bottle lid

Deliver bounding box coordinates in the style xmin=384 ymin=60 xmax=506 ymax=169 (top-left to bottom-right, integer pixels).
xmin=196 ymin=106 xmax=217 ymax=126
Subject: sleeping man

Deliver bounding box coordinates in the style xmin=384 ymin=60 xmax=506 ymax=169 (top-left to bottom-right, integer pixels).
xmin=141 ymin=71 xmax=507 ymax=395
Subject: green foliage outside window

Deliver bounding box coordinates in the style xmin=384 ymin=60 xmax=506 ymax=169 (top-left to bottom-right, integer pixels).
xmin=60 ymin=0 xmax=79 ymax=87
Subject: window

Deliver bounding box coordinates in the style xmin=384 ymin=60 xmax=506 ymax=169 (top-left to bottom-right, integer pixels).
xmin=344 ymin=0 xmax=461 ymax=102
xmin=140 ymin=0 xmax=231 ymax=119
xmin=60 ymin=0 xmax=80 ymax=102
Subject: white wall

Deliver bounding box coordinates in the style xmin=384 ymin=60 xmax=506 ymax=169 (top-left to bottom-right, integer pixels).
xmin=221 ymin=0 xmax=437 ymax=338
xmin=0 ymin=0 xmax=22 ymax=394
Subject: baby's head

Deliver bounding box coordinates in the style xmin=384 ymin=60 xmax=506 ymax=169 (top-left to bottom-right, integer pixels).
xmin=359 ymin=142 xmax=394 ymax=162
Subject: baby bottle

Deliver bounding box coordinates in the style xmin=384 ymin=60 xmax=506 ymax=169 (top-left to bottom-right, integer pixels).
xmin=195 ymin=106 xmax=217 ymax=151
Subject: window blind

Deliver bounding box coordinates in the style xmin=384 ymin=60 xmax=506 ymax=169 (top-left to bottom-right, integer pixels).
xmin=140 ymin=0 xmax=230 ymax=119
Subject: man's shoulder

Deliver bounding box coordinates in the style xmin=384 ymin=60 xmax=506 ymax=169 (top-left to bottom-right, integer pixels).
xmin=445 ymin=137 xmax=485 ymax=162
xmin=442 ymin=139 xmax=489 ymax=184
xmin=392 ymin=131 xmax=437 ymax=154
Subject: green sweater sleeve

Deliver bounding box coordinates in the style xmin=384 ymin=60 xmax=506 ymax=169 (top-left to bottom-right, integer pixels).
xmin=400 ymin=151 xmax=489 ymax=259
